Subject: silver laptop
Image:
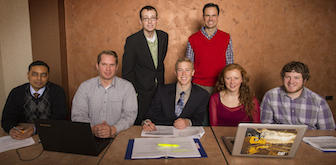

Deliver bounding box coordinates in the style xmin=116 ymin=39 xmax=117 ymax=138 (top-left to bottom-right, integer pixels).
xmin=34 ymin=119 xmax=113 ymax=156
xmin=221 ymin=123 xmax=307 ymax=158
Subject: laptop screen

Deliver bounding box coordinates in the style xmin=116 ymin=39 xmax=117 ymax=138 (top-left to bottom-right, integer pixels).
xmin=33 ymin=119 xmax=112 ymax=156
xmin=228 ymin=123 xmax=308 ymax=158
xmin=242 ymin=128 xmax=299 ymax=156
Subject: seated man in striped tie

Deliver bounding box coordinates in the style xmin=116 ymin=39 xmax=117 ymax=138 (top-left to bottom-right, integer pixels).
xmin=142 ymin=58 xmax=209 ymax=131
xmin=1 ymin=61 xmax=67 ymax=139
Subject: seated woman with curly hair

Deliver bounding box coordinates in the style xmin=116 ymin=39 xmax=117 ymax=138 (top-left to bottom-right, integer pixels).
xmin=209 ymin=63 xmax=260 ymax=126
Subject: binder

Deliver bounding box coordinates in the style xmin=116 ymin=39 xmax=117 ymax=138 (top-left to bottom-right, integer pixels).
xmin=124 ymin=138 xmax=207 ymax=159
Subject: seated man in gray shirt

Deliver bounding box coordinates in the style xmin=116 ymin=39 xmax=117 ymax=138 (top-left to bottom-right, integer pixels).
xmin=71 ymin=50 xmax=137 ymax=138
xmin=142 ymin=58 xmax=209 ymax=131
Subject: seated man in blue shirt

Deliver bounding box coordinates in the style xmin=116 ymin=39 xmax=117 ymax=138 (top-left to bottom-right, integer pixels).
xmin=1 ymin=61 xmax=67 ymax=139
xmin=142 ymin=58 xmax=209 ymax=131
xmin=260 ymin=61 xmax=335 ymax=130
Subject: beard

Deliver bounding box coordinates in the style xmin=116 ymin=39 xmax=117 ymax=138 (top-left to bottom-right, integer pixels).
xmin=282 ymin=84 xmax=304 ymax=94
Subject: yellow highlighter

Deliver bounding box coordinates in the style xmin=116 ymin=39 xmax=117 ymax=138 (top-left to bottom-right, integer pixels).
xmin=157 ymin=143 xmax=179 ymax=147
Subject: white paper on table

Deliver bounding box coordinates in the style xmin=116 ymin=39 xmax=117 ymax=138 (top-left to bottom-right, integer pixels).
xmin=302 ymin=136 xmax=336 ymax=152
xmin=141 ymin=126 xmax=205 ymax=139
xmin=0 ymin=135 xmax=35 ymax=153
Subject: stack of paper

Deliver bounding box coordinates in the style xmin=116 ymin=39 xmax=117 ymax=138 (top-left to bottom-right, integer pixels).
xmin=302 ymin=136 xmax=336 ymax=152
xmin=141 ymin=126 xmax=205 ymax=139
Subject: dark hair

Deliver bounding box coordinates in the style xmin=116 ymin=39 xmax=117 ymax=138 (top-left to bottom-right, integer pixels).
xmin=281 ymin=61 xmax=310 ymax=81
xmin=28 ymin=61 xmax=49 ymax=73
xmin=215 ymin=63 xmax=256 ymax=120
xmin=139 ymin=6 xmax=157 ymax=18
xmin=203 ymin=3 xmax=219 ymax=15
xmin=97 ymin=50 xmax=118 ymax=65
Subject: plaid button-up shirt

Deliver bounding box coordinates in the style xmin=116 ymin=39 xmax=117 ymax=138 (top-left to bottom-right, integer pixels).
xmin=260 ymin=86 xmax=335 ymax=130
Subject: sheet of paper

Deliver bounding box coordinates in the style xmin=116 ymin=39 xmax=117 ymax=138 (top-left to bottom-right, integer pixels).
xmin=0 ymin=135 xmax=35 ymax=153
xmin=131 ymin=137 xmax=201 ymax=159
xmin=163 ymin=137 xmax=201 ymax=158
xmin=175 ymin=126 xmax=205 ymax=139
xmin=141 ymin=126 xmax=205 ymax=139
xmin=303 ymin=136 xmax=336 ymax=152
xmin=141 ymin=126 xmax=174 ymax=136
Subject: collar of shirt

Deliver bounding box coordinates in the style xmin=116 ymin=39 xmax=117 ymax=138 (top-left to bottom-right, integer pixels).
xmin=201 ymin=26 xmax=217 ymax=39
xmin=175 ymin=83 xmax=192 ymax=104
xmin=30 ymin=85 xmax=46 ymax=98
xmin=280 ymin=86 xmax=308 ymax=100
xmin=146 ymin=30 xmax=157 ymax=43
xmin=97 ymin=76 xmax=116 ymax=89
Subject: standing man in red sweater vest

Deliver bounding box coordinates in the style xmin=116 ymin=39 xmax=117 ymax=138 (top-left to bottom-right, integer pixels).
xmin=186 ymin=3 xmax=234 ymax=125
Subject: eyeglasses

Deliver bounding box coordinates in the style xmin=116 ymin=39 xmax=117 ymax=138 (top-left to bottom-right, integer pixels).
xmin=142 ymin=17 xmax=157 ymax=22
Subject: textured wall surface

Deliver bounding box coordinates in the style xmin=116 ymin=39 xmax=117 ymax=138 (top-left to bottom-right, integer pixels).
xmin=30 ymin=0 xmax=63 ymax=87
xmin=65 ymin=0 xmax=336 ymax=118
xmin=0 ymin=0 xmax=33 ymax=119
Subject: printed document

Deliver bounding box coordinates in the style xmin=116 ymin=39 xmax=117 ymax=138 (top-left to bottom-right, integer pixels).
xmin=141 ymin=126 xmax=205 ymax=139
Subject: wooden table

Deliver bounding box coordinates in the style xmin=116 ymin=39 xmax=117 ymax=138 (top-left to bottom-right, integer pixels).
xmin=211 ymin=126 xmax=336 ymax=165
xmin=99 ymin=126 xmax=226 ymax=164
xmin=0 ymin=124 xmax=107 ymax=165
xmin=3 ymin=125 xmax=334 ymax=165
xmin=0 ymin=126 xmax=226 ymax=165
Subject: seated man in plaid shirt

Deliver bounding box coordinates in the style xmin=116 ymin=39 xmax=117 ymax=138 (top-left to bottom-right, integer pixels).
xmin=260 ymin=61 xmax=335 ymax=130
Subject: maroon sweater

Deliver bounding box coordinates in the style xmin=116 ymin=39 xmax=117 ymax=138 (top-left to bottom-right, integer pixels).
xmin=189 ymin=30 xmax=230 ymax=86
xmin=209 ymin=92 xmax=261 ymax=126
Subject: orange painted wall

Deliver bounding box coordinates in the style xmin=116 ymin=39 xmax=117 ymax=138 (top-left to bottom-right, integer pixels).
xmin=64 ymin=0 xmax=336 ymax=118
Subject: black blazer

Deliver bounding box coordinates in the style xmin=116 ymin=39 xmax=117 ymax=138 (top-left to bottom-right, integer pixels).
xmin=144 ymin=83 xmax=209 ymax=126
xmin=122 ymin=29 xmax=168 ymax=95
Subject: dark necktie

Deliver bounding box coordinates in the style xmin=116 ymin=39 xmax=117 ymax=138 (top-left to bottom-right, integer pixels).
xmin=175 ymin=92 xmax=185 ymax=117
xmin=34 ymin=93 xmax=40 ymax=99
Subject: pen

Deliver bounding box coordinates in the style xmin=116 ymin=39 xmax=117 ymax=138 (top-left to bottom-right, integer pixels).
xmin=157 ymin=143 xmax=180 ymax=147
xmin=143 ymin=121 xmax=157 ymax=131
xmin=13 ymin=126 xmax=26 ymax=134
xmin=143 ymin=121 xmax=149 ymax=126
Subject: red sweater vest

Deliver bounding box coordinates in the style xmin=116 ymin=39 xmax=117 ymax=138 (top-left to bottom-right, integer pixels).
xmin=189 ymin=30 xmax=230 ymax=86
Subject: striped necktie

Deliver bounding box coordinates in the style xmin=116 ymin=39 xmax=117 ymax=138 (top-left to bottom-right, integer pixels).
xmin=175 ymin=92 xmax=185 ymax=117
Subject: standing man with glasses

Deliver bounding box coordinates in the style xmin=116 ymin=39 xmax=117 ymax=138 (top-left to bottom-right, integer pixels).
xmin=186 ymin=3 xmax=234 ymax=125
xmin=122 ymin=5 xmax=168 ymax=125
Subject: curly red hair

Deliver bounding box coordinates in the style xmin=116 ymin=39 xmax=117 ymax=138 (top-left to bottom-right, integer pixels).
xmin=214 ymin=63 xmax=256 ymax=120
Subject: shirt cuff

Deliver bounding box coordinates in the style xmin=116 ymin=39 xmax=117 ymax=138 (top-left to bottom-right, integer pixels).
xmin=187 ymin=119 xmax=192 ymax=126
xmin=33 ymin=126 xmax=36 ymax=134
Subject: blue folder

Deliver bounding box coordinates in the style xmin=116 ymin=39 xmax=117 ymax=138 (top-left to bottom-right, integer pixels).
xmin=125 ymin=138 xmax=208 ymax=159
